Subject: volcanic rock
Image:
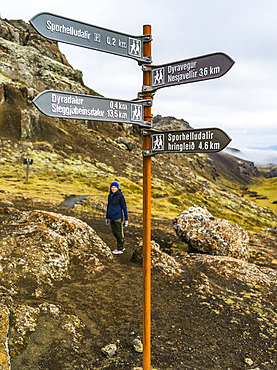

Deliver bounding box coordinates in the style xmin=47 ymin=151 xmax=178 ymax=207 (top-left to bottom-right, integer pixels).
xmin=173 ymin=206 xmax=250 ymax=260
xmin=116 ymin=136 xmax=137 ymax=151
xmin=132 ymin=338 xmax=143 ymax=353
xmin=0 ymin=17 xmax=98 ymax=142
xmin=101 ymin=343 xmax=117 ymax=357
xmin=131 ymin=240 xmax=182 ymax=277
xmin=0 ymin=208 xmax=113 ymax=297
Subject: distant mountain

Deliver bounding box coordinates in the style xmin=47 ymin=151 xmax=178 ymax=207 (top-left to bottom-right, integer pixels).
xmin=250 ymin=145 xmax=277 ymax=151
xmin=225 ymin=147 xmax=277 ymax=167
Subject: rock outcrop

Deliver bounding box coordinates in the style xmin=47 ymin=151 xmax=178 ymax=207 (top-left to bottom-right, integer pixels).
xmin=0 ymin=208 xmax=113 ymax=297
xmin=131 ymin=240 xmax=182 ymax=277
xmin=0 ymin=18 xmax=98 ymax=142
xmin=173 ymin=206 xmax=250 ymax=260
xmin=0 ymin=206 xmax=112 ymax=365
xmin=174 ymin=252 xmax=277 ymax=289
xmin=264 ymin=166 xmax=277 ymax=178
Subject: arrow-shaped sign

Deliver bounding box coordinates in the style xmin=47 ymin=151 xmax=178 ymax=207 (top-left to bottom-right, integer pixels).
xmin=30 ymin=12 xmax=152 ymax=64
xmin=142 ymin=52 xmax=234 ymax=92
xmin=142 ymin=127 xmax=231 ymax=156
xmin=33 ymin=90 xmax=152 ymax=127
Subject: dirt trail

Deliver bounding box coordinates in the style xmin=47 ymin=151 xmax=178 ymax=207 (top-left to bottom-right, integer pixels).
xmin=9 ymin=206 xmax=277 ymax=369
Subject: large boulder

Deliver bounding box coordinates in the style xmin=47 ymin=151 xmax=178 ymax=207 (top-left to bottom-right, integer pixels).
xmin=131 ymin=240 xmax=182 ymax=277
xmin=173 ymin=206 xmax=249 ymax=260
xmin=0 ymin=208 xmax=113 ymax=297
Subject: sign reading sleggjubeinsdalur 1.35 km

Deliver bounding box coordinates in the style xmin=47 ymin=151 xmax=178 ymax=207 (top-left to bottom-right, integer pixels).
xmin=30 ymin=12 xmax=151 ymax=64
xmin=33 ymin=90 xmax=152 ymax=126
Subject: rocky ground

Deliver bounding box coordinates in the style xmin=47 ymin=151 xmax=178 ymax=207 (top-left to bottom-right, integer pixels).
xmin=0 ymin=198 xmax=276 ymax=370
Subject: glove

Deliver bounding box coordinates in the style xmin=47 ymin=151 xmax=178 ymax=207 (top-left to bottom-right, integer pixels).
xmin=106 ymin=219 xmax=110 ymax=226
xmin=124 ymin=220 xmax=128 ymax=227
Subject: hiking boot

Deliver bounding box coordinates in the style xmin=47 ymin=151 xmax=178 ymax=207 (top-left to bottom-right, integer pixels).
xmin=112 ymin=249 xmax=124 ymax=254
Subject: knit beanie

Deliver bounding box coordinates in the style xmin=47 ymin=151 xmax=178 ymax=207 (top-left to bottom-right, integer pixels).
xmin=110 ymin=181 xmax=119 ymax=189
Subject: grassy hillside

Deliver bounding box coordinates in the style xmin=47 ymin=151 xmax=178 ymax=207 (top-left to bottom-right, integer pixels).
xmin=243 ymin=177 xmax=277 ymax=212
xmin=0 ymin=136 xmax=276 ymax=234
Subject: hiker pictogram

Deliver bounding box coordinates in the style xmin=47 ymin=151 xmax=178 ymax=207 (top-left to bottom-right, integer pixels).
xmin=129 ymin=38 xmax=141 ymax=57
xmin=152 ymin=67 xmax=164 ymax=86
xmin=152 ymin=134 xmax=164 ymax=150
xmin=131 ymin=104 xmax=142 ymax=121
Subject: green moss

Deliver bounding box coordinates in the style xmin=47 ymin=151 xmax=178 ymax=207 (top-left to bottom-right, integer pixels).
xmin=168 ymin=197 xmax=183 ymax=207
xmin=12 ymin=78 xmax=26 ymax=85
xmin=245 ymin=177 xmax=277 ymax=212
xmin=0 ymin=71 xmax=12 ymax=83
xmin=171 ymin=242 xmax=189 ymax=253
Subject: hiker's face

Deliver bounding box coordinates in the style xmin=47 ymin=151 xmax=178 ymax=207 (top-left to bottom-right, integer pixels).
xmin=111 ymin=186 xmax=118 ymax=193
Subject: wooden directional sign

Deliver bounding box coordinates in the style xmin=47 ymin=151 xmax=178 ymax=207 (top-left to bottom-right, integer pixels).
xmin=30 ymin=12 xmax=152 ymax=64
xmin=142 ymin=52 xmax=234 ymax=92
xmin=142 ymin=127 xmax=231 ymax=156
xmin=33 ymin=90 xmax=152 ymax=127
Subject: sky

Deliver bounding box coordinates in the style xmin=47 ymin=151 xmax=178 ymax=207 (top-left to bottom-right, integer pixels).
xmin=1 ymin=0 xmax=277 ymax=151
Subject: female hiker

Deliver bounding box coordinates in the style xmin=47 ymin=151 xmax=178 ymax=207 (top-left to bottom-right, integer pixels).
xmin=106 ymin=181 xmax=128 ymax=254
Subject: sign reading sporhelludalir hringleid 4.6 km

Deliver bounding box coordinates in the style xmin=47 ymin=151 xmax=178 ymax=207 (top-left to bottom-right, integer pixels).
xmin=142 ymin=127 xmax=231 ymax=156
xmin=30 ymin=12 xmax=152 ymax=64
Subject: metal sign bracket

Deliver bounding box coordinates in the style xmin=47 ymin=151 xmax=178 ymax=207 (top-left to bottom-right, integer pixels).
xmin=131 ymin=98 xmax=153 ymax=107
xmin=141 ymin=64 xmax=152 ymax=72
xmin=142 ymin=149 xmax=155 ymax=157
xmin=142 ymin=84 xmax=156 ymax=93
xmin=142 ymin=34 xmax=152 ymax=43
xmin=139 ymin=56 xmax=152 ymax=65
xmin=142 ymin=128 xmax=159 ymax=136
xmin=141 ymin=121 xmax=153 ymax=128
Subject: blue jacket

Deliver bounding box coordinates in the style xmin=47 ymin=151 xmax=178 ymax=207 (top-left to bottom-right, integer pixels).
xmin=106 ymin=189 xmax=128 ymax=221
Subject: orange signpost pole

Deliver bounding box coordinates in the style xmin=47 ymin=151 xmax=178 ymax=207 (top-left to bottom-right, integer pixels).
xmin=142 ymin=24 xmax=152 ymax=370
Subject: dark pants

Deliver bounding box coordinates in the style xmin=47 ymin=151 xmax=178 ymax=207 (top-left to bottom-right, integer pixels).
xmin=110 ymin=219 xmax=124 ymax=251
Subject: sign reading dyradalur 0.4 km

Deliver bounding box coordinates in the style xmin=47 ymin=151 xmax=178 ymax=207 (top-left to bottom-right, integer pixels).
xmin=33 ymin=90 xmax=151 ymax=126
xmin=30 ymin=12 xmax=151 ymax=64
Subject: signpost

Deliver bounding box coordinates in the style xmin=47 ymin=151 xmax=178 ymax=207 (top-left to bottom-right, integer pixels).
xmin=142 ymin=127 xmax=231 ymax=156
xmin=23 ymin=158 xmax=33 ymax=182
xmin=30 ymin=12 xmax=152 ymax=64
xmin=142 ymin=24 xmax=152 ymax=370
xmin=33 ymin=90 xmax=152 ymax=127
xmin=30 ymin=12 xmax=235 ymax=370
xmin=142 ymin=52 xmax=234 ymax=92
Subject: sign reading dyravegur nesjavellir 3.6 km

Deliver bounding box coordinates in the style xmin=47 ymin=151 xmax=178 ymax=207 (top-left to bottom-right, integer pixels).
xmin=30 ymin=12 xmax=151 ymax=64
xmin=143 ymin=52 xmax=234 ymax=92
xmin=33 ymin=90 xmax=152 ymax=126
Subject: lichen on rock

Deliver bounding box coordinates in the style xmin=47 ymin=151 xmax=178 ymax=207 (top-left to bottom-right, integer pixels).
xmin=173 ymin=205 xmax=250 ymax=260
xmin=131 ymin=240 xmax=182 ymax=277
xmin=0 ymin=209 xmax=113 ymax=297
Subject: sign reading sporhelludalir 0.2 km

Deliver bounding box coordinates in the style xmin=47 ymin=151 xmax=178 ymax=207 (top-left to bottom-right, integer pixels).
xmin=30 ymin=12 xmax=152 ymax=64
